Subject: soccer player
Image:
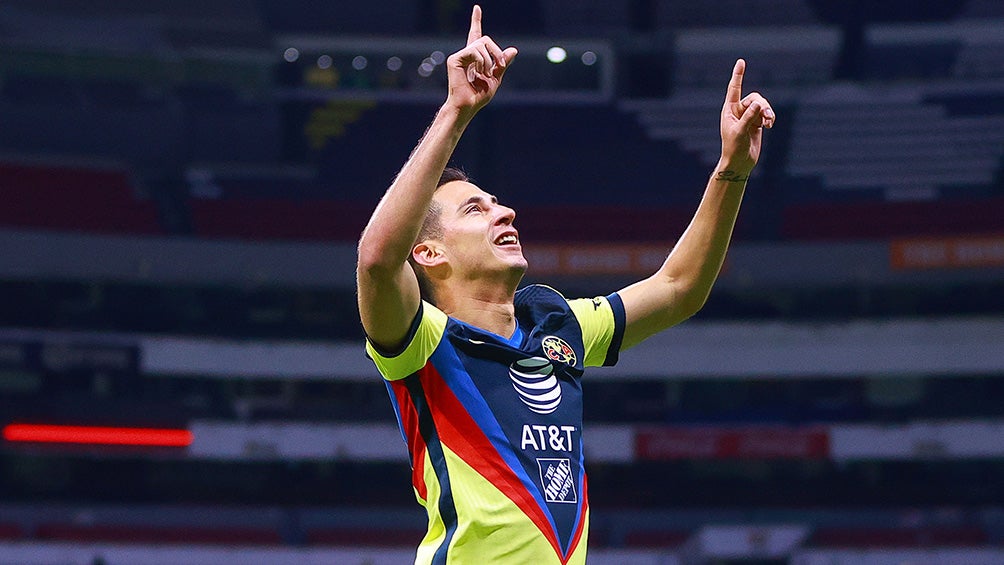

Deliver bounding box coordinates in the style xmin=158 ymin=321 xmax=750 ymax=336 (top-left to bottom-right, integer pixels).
xmin=356 ymin=6 xmax=774 ymax=564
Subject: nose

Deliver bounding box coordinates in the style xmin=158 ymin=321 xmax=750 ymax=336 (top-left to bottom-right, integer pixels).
xmin=495 ymin=204 xmax=516 ymax=225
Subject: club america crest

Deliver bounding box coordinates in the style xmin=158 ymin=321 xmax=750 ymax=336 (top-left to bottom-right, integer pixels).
xmin=541 ymin=335 xmax=576 ymax=366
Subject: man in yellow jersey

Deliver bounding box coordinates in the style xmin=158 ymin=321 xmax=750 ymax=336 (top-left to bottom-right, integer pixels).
xmin=356 ymin=5 xmax=774 ymax=564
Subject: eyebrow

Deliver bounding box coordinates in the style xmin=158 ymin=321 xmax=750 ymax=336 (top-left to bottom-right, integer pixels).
xmin=457 ymin=194 xmax=498 ymax=212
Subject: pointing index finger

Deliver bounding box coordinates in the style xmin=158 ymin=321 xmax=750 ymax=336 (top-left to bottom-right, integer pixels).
xmin=467 ymin=5 xmax=483 ymax=45
xmin=726 ymin=58 xmax=745 ymax=104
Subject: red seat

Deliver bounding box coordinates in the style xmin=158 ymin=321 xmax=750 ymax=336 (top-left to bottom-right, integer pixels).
xmin=0 ymin=522 xmax=23 ymax=540
xmin=0 ymin=161 xmax=163 ymax=235
xmin=782 ymin=198 xmax=1004 ymax=240
xmin=188 ymin=198 xmax=371 ymax=241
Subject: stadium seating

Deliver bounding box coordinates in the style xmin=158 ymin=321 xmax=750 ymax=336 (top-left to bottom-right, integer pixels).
xmin=808 ymin=526 xmax=990 ymax=548
xmin=1 ymin=2 xmax=1004 ymax=561
xmin=781 ymin=197 xmax=1004 ymax=240
xmin=188 ymin=197 xmax=371 ymax=241
xmin=785 ymin=89 xmax=1004 ymax=200
xmin=656 ymin=0 xmax=819 ymax=28
xmin=622 ymin=529 xmax=692 ymax=548
xmin=33 ymin=522 xmax=283 ymax=545
xmin=0 ymin=160 xmax=163 ymax=235
xmin=306 ymin=527 xmax=425 ymax=547
xmin=0 ymin=522 xmax=24 ymax=540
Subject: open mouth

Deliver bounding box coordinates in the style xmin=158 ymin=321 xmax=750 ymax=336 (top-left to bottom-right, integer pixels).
xmin=494 ymin=232 xmax=519 ymax=246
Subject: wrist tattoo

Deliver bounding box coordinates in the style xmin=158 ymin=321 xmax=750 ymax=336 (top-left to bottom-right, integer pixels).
xmin=714 ymin=170 xmax=750 ymax=183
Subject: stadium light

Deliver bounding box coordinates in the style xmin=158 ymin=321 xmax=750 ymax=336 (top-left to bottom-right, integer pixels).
xmin=546 ymin=46 xmax=567 ymax=64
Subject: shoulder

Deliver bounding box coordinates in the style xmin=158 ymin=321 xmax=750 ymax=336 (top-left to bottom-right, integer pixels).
xmin=514 ymin=284 xmax=575 ymax=323
xmin=515 ymin=283 xmax=567 ymax=306
xmin=365 ymin=300 xmax=450 ymax=380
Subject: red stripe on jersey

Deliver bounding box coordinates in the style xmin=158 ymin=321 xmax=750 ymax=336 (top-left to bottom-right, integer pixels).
xmin=564 ymin=474 xmax=589 ymax=562
xmin=419 ymin=364 xmax=564 ymax=559
xmin=413 ymin=445 xmax=428 ymax=503
xmin=391 ymin=379 xmax=428 ymax=501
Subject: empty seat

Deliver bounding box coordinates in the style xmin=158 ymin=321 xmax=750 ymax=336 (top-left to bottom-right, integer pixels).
xmin=781 ymin=198 xmax=1004 ymax=240
xmin=188 ymin=198 xmax=371 ymax=241
xmin=0 ymin=160 xmax=163 ymax=234
xmin=0 ymin=522 xmax=24 ymax=540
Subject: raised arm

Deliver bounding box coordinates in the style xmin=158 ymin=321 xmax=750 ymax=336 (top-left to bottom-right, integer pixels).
xmin=357 ymin=5 xmax=518 ymax=351
xmin=618 ymin=59 xmax=775 ymax=349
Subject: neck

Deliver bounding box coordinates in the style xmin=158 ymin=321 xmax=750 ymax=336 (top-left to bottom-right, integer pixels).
xmin=434 ymin=280 xmax=519 ymax=338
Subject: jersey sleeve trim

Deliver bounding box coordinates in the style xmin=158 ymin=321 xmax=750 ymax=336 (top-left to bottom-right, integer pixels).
xmin=366 ymin=301 xmax=425 ymax=359
xmin=603 ymin=291 xmax=626 ymax=367
xmin=365 ymin=301 xmax=447 ymax=381
xmin=568 ymin=293 xmax=625 ymax=368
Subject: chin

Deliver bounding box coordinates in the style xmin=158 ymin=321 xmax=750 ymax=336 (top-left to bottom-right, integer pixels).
xmin=498 ymin=256 xmax=527 ymax=281
xmin=507 ymin=255 xmax=528 ymax=271
xmin=511 ymin=260 xmax=529 ymax=280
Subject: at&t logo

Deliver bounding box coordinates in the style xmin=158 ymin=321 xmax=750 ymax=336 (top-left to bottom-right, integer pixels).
xmin=509 ymin=357 xmax=562 ymax=414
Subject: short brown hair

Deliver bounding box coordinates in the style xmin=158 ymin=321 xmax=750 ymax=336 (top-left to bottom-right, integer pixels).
xmin=438 ymin=166 xmax=469 ymax=187
xmin=409 ymin=167 xmax=470 ymax=302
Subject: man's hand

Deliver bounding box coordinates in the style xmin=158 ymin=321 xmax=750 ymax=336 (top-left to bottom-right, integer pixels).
xmin=445 ymin=5 xmax=518 ymax=116
xmin=718 ymin=59 xmax=775 ymax=180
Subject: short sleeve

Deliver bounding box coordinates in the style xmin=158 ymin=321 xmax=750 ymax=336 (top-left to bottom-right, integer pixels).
xmin=567 ymin=292 xmax=626 ymax=367
xmin=364 ymin=301 xmax=449 ymax=381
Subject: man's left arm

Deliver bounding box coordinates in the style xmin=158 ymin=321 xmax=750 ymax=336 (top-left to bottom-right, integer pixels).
xmin=618 ymin=59 xmax=775 ymax=350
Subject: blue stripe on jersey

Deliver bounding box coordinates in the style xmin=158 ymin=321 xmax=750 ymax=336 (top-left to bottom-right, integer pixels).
xmin=429 ymin=339 xmax=566 ymax=553
xmin=384 ymin=379 xmax=409 ymax=445
xmin=603 ymin=292 xmax=627 ymax=367
xmin=404 ymin=374 xmax=458 ymax=564
xmin=504 ymin=324 xmax=524 ymax=348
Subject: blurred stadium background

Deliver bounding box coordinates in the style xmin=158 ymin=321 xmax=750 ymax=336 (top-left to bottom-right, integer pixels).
xmin=1 ymin=0 xmax=1003 ymax=563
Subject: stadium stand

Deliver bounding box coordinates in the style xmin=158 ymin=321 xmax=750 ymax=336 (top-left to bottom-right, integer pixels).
xmin=807 ymin=525 xmax=990 ymax=548
xmin=622 ymin=528 xmax=692 ymax=549
xmin=305 ymin=527 xmax=425 ymax=547
xmin=0 ymin=522 xmax=24 ymax=541
xmin=33 ymin=523 xmax=283 ymax=545
xmin=786 ymin=94 xmax=1004 ymax=198
xmin=539 ymin=0 xmax=632 ymax=36
xmin=781 ymin=197 xmax=1004 ymax=240
xmin=1 ymin=1 xmax=1004 ymax=564
xmin=0 ymin=159 xmax=163 ymax=235
xmin=672 ymin=26 xmax=842 ymax=89
xmin=656 ymin=0 xmax=819 ymax=29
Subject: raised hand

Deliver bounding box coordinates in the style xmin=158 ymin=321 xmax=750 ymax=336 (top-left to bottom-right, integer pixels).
xmin=446 ymin=5 xmax=518 ymax=115
xmin=719 ymin=59 xmax=775 ymax=178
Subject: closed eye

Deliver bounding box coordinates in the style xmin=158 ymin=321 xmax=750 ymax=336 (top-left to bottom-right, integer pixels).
xmin=459 ymin=194 xmax=498 ymax=216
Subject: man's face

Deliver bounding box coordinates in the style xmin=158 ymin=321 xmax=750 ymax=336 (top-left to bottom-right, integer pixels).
xmin=427 ymin=180 xmax=527 ymax=281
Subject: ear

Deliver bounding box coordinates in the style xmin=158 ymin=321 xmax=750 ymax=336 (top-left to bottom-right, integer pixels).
xmin=412 ymin=241 xmax=448 ymax=268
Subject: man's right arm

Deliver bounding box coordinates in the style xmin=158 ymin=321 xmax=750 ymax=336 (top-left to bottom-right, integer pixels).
xmin=356 ymin=106 xmax=472 ymax=351
xmin=356 ymin=5 xmax=517 ymax=352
